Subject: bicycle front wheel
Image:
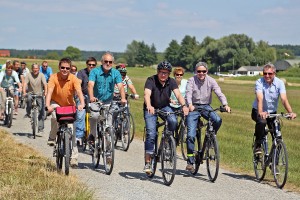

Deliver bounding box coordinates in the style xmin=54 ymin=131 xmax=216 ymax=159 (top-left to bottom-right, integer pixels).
xmin=129 ymin=113 xmax=135 ymax=143
xmin=161 ymin=134 xmax=177 ymax=186
xmin=6 ymin=101 xmax=13 ymax=128
xmin=205 ymin=135 xmax=220 ymax=182
xmin=273 ymin=139 xmax=288 ymax=189
xmin=64 ymin=130 xmax=71 ymax=175
xmin=56 ymin=133 xmax=63 ymax=172
xmin=179 ymin=123 xmax=188 ymax=161
xmin=32 ymin=109 xmax=38 ymax=139
xmin=253 ymin=141 xmax=266 ymax=181
xmin=102 ymin=127 xmax=115 ymax=175
xmin=121 ymin=115 xmax=130 ymax=151
xmin=92 ymin=133 xmax=101 ymax=169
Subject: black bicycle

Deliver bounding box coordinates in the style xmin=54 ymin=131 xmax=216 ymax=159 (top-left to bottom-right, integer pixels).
xmin=189 ymin=106 xmax=227 ymax=182
xmin=144 ymin=109 xmax=178 ymax=186
xmin=30 ymin=94 xmax=43 ymax=139
xmin=173 ymin=108 xmax=188 ymax=161
xmin=253 ymin=113 xmax=291 ymax=189
xmin=89 ymin=101 xmax=115 ymax=175
xmin=3 ymin=88 xmax=14 ymax=128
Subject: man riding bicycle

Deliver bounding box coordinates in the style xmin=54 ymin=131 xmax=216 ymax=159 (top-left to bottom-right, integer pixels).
xmin=23 ymin=63 xmax=47 ymax=133
xmin=143 ymin=61 xmax=188 ymax=173
xmin=251 ymin=63 xmax=296 ymax=154
xmin=185 ymin=61 xmax=231 ymax=172
xmin=46 ymin=58 xmax=85 ymax=167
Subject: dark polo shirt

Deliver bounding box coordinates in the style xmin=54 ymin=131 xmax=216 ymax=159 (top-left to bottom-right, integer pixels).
xmin=77 ymin=68 xmax=89 ymax=96
xmin=144 ymin=75 xmax=178 ymax=109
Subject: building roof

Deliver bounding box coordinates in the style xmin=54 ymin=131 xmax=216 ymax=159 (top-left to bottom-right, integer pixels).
xmin=274 ymin=59 xmax=300 ymax=70
xmin=237 ymin=66 xmax=264 ymax=72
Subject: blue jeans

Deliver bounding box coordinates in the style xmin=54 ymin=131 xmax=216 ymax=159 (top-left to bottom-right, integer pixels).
xmin=74 ymin=96 xmax=86 ymax=138
xmin=186 ymin=104 xmax=222 ymax=164
xmin=144 ymin=106 xmax=177 ymax=154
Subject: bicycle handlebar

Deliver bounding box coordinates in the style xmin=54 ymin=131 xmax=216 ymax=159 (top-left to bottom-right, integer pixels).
xmin=267 ymin=112 xmax=293 ymax=119
xmin=155 ymin=109 xmax=182 ymax=117
xmin=193 ymin=105 xmax=227 ymax=113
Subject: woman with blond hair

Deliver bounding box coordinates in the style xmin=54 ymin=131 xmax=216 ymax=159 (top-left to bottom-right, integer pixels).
xmin=170 ymin=67 xmax=188 ymax=108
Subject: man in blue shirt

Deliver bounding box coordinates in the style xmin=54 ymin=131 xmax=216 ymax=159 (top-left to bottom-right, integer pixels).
xmin=251 ymin=63 xmax=296 ymax=154
xmin=39 ymin=61 xmax=53 ymax=82
xmin=88 ymin=52 xmax=126 ymax=143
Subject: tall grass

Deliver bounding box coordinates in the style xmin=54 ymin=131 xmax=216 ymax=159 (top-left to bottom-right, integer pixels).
xmin=0 ymin=130 xmax=93 ymax=199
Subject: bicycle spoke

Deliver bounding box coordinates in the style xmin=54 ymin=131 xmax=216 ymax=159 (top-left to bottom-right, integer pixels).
xmin=161 ymin=135 xmax=177 ymax=186
xmin=273 ymin=140 xmax=288 ymax=188
xmin=206 ymin=136 xmax=219 ymax=182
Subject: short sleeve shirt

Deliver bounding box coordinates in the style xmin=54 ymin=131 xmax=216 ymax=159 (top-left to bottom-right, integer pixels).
xmin=14 ymin=67 xmax=23 ymax=82
xmin=25 ymin=72 xmax=46 ymax=95
xmin=48 ymin=73 xmax=81 ymax=106
xmin=40 ymin=66 xmax=53 ymax=82
xmin=252 ymin=77 xmax=286 ymax=113
xmin=144 ymin=75 xmax=178 ymax=109
xmin=114 ymin=75 xmax=133 ymax=94
xmin=0 ymin=71 xmax=20 ymax=88
xmin=77 ymin=68 xmax=89 ymax=96
xmin=89 ymin=66 xmax=122 ymax=103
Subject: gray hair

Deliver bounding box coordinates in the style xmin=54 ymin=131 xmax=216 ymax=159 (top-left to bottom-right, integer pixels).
xmin=263 ymin=63 xmax=276 ymax=73
xmin=101 ymin=51 xmax=115 ymax=61
xmin=195 ymin=61 xmax=208 ymax=71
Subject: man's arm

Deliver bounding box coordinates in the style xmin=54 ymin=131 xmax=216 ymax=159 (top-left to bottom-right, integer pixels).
xmin=144 ymin=88 xmax=154 ymax=114
xmin=280 ymin=93 xmax=296 ymax=119
xmin=88 ymin=81 xmax=96 ymax=102
xmin=46 ymin=87 xmax=54 ymax=113
xmin=117 ymin=83 xmax=126 ymax=104
xmin=256 ymin=92 xmax=267 ymax=119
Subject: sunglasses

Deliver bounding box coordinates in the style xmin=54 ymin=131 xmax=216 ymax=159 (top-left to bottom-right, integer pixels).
xmin=263 ymin=72 xmax=274 ymax=76
xmin=159 ymin=71 xmax=170 ymax=76
xmin=60 ymin=66 xmax=70 ymax=70
xmin=175 ymin=74 xmax=183 ymax=76
xmin=104 ymin=60 xmax=113 ymax=64
xmin=197 ymin=70 xmax=207 ymax=74
xmin=88 ymin=63 xmax=96 ymax=66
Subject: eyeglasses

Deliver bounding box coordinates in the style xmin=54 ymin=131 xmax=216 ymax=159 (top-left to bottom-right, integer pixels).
xmin=88 ymin=64 xmax=96 ymax=66
xmin=197 ymin=70 xmax=207 ymax=74
xmin=159 ymin=71 xmax=170 ymax=76
xmin=175 ymin=74 xmax=183 ymax=76
xmin=263 ymin=72 xmax=274 ymax=76
xmin=60 ymin=66 xmax=71 ymax=70
xmin=104 ymin=60 xmax=113 ymax=64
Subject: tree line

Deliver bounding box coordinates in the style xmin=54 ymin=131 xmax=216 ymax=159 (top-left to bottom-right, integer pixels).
xmin=2 ymin=33 xmax=300 ymax=72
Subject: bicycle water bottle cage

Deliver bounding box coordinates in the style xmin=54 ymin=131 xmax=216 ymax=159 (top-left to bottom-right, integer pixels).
xmin=56 ymin=106 xmax=76 ymax=123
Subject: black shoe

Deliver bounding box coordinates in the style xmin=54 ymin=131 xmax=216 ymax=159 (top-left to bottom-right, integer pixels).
xmin=255 ymin=147 xmax=262 ymax=154
xmin=47 ymin=138 xmax=55 ymax=146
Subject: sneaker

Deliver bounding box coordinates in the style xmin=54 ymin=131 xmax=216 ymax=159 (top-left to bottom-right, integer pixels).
xmin=186 ymin=164 xmax=195 ymax=173
xmin=106 ymin=156 xmax=112 ymax=165
xmin=143 ymin=163 xmax=151 ymax=174
xmin=38 ymin=129 xmax=44 ymax=134
xmin=47 ymin=138 xmax=55 ymax=146
xmin=76 ymin=138 xmax=82 ymax=146
xmin=255 ymin=147 xmax=262 ymax=155
xmin=70 ymin=158 xmax=78 ymax=168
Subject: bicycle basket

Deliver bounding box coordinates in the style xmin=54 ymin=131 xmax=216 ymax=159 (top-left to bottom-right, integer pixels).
xmin=56 ymin=106 xmax=76 ymax=123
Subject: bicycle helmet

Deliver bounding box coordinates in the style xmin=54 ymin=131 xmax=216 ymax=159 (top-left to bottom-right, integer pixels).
xmin=157 ymin=61 xmax=172 ymax=72
xmin=117 ymin=63 xmax=127 ymax=73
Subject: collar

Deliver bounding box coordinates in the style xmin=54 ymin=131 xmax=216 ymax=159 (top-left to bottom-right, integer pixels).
xmin=100 ymin=65 xmax=112 ymax=75
xmin=57 ymin=72 xmax=70 ymax=81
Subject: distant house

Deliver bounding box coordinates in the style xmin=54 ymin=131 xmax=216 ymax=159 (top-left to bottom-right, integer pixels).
xmin=236 ymin=66 xmax=263 ymax=76
xmin=0 ymin=50 xmax=10 ymax=57
xmin=274 ymin=59 xmax=300 ymax=71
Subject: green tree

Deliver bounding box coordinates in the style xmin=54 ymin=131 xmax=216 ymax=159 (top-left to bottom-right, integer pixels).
xmin=124 ymin=40 xmax=140 ymax=66
xmin=178 ymin=35 xmax=199 ymax=71
xmin=254 ymin=41 xmax=276 ymax=65
xmin=62 ymin=46 xmax=82 ymax=61
xmin=45 ymin=52 xmax=60 ymax=60
xmin=164 ymin=40 xmax=181 ymax=66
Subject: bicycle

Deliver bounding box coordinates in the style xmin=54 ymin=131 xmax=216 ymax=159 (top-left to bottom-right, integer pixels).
xmin=3 ymin=88 xmax=14 ymax=128
xmin=30 ymin=94 xmax=43 ymax=139
xmin=89 ymin=101 xmax=115 ymax=175
xmin=144 ymin=109 xmax=178 ymax=186
xmin=112 ymin=100 xmax=130 ymax=151
xmin=48 ymin=106 xmax=76 ymax=175
xmin=81 ymin=110 xmax=90 ymax=152
xmin=253 ymin=113 xmax=291 ymax=189
xmin=188 ymin=106 xmax=227 ymax=182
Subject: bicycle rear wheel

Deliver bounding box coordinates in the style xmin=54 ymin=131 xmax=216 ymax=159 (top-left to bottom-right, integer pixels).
xmin=273 ymin=139 xmax=288 ymax=189
xmin=102 ymin=127 xmax=115 ymax=175
xmin=253 ymin=142 xmax=266 ymax=181
xmin=161 ymin=134 xmax=177 ymax=186
xmin=64 ymin=130 xmax=71 ymax=175
xmin=129 ymin=113 xmax=135 ymax=143
xmin=92 ymin=133 xmax=101 ymax=168
xmin=56 ymin=133 xmax=63 ymax=172
xmin=32 ymin=108 xmax=38 ymax=139
xmin=191 ymin=130 xmax=201 ymax=175
xmin=121 ymin=115 xmax=130 ymax=151
xmin=179 ymin=123 xmax=188 ymax=161
xmin=206 ymin=135 xmax=220 ymax=182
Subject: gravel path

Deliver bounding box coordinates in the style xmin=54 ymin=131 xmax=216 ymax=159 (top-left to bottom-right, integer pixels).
xmin=2 ymin=108 xmax=300 ymax=200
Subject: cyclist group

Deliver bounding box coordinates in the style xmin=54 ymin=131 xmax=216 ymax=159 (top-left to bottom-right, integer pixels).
xmin=1 ymin=53 xmax=296 ymax=180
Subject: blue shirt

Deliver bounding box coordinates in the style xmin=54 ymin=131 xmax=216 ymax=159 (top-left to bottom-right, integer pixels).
xmin=252 ymin=77 xmax=286 ymax=113
xmin=39 ymin=66 xmax=53 ymax=82
xmin=89 ymin=66 xmax=122 ymax=103
xmin=170 ymin=79 xmax=187 ymax=108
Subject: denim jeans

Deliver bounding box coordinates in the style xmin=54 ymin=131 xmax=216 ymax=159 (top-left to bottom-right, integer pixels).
xmin=186 ymin=104 xmax=222 ymax=164
xmin=26 ymin=94 xmax=44 ymax=131
xmin=74 ymin=95 xmax=86 ymax=138
xmin=144 ymin=106 xmax=177 ymax=154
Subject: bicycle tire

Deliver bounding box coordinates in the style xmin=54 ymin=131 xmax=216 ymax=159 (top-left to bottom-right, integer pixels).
xmin=121 ymin=115 xmax=130 ymax=151
xmin=93 ymin=132 xmax=101 ymax=168
xmin=64 ymin=130 xmax=71 ymax=175
xmin=6 ymin=101 xmax=13 ymax=128
xmin=206 ymin=134 xmax=220 ymax=182
xmin=56 ymin=133 xmax=63 ymax=172
xmin=253 ymin=141 xmax=266 ymax=181
xmin=32 ymin=108 xmax=38 ymax=139
xmin=161 ymin=134 xmax=177 ymax=186
xmin=129 ymin=113 xmax=135 ymax=143
xmin=113 ymin=118 xmax=119 ymax=147
xmin=191 ymin=130 xmax=201 ymax=175
xmin=147 ymin=154 xmax=158 ymax=178
xmin=21 ymin=97 xmax=26 ymax=109
xmin=179 ymin=122 xmax=188 ymax=161
xmin=102 ymin=127 xmax=114 ymax=175
xmin=273 ymin=139 xmax=288 ymax=189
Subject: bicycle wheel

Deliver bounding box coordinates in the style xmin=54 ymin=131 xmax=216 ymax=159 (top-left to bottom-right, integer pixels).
xmin=64 ymin=130 xmax=71 ymax=175
xmin=273 ymin=140 xmax=288 ymax=189
xmin=253 ymin=142 xmax=266 ymax=181
xmin=102 ymin=127 xmax=115 ymax=175
xmin=191 ymin=130 xmax=201 ymax=175
xmin=21 ymin=97 xmax=26 ymax=109
xmin=56 ymin=133 xmax=63 ymax=172
xmin=129 ymin=113 xmax=135 ymax=143
xmin=92 ymin=133 xmax=101 ymax=168
xmin=32 ymin=108 xmax=38 ymax=139
xmin=161 ymin=134 xmax=177 ymax=186
xmin=6 ymin=101 xmax=13 ymax=128
xmin=205 ymin=135 xmax=220 ymax=182
xmin=147 ymin=154 xmax=158 ymax=178
xmin=121 ymin=115 xmax=130 ymax=151
xmin=180 ymin=123 xmax=188 ymax=161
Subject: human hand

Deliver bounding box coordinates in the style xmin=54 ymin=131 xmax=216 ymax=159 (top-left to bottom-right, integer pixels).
xmin=147 ymin=105 xmax=155 ymax=115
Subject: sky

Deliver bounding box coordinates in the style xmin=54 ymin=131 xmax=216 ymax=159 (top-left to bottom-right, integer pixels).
xmin=1 ymin=0 xmax=300 ymax=52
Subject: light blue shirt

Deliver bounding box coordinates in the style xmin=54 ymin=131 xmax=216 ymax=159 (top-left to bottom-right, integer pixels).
xmin=252 ymin=77 xmax=286 ymax=113
xmin=39 ymin=66 xmax=53 ymax=82
xmin=170 ymin=79 xmax=187 ymax=108
xmin=0 ymin=70 xmax=20 ymax=88
xmin=89 ymin=66 xmax=122 ymax=103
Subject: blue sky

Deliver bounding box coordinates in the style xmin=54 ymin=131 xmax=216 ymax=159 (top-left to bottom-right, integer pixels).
xmin=1 ymin=0 xmax=299 ymax=52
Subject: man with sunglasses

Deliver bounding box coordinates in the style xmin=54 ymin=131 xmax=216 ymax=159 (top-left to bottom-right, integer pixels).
xmin=74 ymin=57 xmax=97 ymax=145
xmin=88 ymin=52 xmax=126 ymax=147
xmin=40 ymin=61 xmax=53 ymax=82
xmin=46 ymin=58 xmax=85 ymax=167
xmin=251 ymin=63 xmax=296 ymax=154
xmin=185 ymin=61 xmax=231 ymax=172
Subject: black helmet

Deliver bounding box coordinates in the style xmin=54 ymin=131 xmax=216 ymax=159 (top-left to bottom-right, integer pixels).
xmin=157 ymin=61 xmax=172 ymax=72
